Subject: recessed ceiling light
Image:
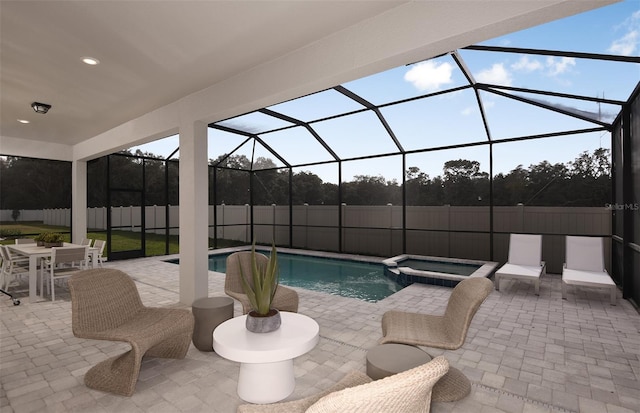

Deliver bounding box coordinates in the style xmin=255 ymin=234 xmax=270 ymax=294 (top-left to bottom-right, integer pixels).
xmin=17 ymin=119 xmax=30 ymax=124
xmin=31 ymin=101 xmax=51 ymax=114
xmin=81 ymin=56 xmax=100 ymax=65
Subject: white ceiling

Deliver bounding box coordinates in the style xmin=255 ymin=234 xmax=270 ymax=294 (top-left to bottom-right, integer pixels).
xmin=0 ymin=0 xmax=616 ymax=158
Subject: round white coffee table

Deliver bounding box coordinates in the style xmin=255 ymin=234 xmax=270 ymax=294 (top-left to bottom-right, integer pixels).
xmin=213 ymin=312 xmax=319 ymax=404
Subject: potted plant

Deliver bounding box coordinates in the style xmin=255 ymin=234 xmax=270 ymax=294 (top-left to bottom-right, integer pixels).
xmin=34 ymin=232 xmax=48 ymax=246
xmin=40 ymin=232 xmax=64 ymax=248
xmin=239 ymin=241 xmax=281 ymax=333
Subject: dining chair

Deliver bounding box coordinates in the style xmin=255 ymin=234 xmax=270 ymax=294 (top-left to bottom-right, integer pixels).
xmin=0 ymin=245 xmax=29 ymax=290
xmin=92 ymin=239 xmax=106 ymax=267
xmin=81 ymin=238 xmax=93 ymax=247
xmin=40 ymin=246 xmax=89 ymax=301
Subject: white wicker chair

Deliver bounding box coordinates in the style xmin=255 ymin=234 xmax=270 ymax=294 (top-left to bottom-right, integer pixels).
xmin=237 ymin=357 xmax=449 ymax=413
xmin=307 ymin=356 xmax=449 ymax=413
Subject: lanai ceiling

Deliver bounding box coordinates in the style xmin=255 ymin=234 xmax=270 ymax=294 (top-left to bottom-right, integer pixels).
xmin=0 ymin=1 xmax=617 ymax=158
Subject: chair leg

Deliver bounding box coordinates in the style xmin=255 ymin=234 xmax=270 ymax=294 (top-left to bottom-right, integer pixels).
xmin=534 ymin=279 xmax=540 ymax=296
xmin=147 ymin=330 xmax=192 ymax=359
xmin=610 ymin=286 xmax=616 ymax=306
xmin=432 ymin=366 xmax=471 ymax=402
xmin=561 ymin=282 xmax=567 ymax=300
xmin=84 ymin=348 xmax=142 ymax=397
xmin=40 ymin=267 xmax=46 ymax=297
xmin=494 ymin=275 xmax=500 ymax=291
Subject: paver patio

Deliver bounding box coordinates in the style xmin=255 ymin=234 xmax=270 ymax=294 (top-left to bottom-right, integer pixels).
xmin=1 ymin=254 xmax=638 ymax=413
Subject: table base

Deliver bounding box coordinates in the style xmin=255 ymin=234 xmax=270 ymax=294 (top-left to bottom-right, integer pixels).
xmin=237 ymin=359 xmax=295 ymax=404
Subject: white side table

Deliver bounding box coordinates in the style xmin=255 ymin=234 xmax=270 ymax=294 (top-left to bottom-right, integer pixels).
xmin=213 ymin=312 xmax=319 ymax=404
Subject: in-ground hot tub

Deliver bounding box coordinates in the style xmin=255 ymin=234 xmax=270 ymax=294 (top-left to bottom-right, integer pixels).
xmin=383 ymin=255 xmax=498 ymax=287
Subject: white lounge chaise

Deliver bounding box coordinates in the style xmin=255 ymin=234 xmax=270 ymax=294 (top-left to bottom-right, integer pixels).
xmin=495 ymin=234 xmax=546 ymax=295
xmin=562 ymin=236 xmax=616 ymax=305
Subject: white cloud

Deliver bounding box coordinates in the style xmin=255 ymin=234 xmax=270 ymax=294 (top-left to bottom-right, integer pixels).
xmin=608 ymin=30 xmax=639 ymax=55
xmin=545 ymin=56 xmax=576 ymax=76
xmin=476 ymin=63 xmax=512 ymax=85
xmin=461 ymin=106 xmax=476 ymax=116
xmin=511 ymin=56 xmax=543 ymax=72
xmin=404 ymin=61 xmax=453 ymax=91
xmin=608 ymin=9 xmax=639 ymax=56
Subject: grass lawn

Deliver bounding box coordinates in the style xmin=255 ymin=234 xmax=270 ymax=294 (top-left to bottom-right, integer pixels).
xmin=0 ymin=221 xmax=245 ymax=257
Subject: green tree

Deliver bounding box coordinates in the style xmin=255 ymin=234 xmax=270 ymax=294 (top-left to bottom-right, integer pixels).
xmin=0 ymin=156 xmax=71 ymax=209
xmin=292 ymin=171 xmax=325 ymax=204
xmin=524 ymin=160 xmax=569 ymax=205
xmin=442 ymin=159 xmax=489 ymax=205
xmin=566 ymin=148 xmax=611 ymax=206
xmin=343 ymin=175 xmax=399 ymax=205
xmin=493 ymin=165 xmax=528 ymax=206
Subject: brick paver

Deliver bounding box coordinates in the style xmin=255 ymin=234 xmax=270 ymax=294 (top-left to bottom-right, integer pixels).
xmin=1 ymin=253 xmax=638 ymax=413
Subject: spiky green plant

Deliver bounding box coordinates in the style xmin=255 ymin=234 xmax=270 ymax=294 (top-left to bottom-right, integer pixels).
xmin=239 ymin=241 xmax=279 ymax=315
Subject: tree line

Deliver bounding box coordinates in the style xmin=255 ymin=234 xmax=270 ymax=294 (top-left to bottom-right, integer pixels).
xmin=210 ymin=148 xmax=611 ymax=207
xmin=0 ymin=148 xmax=611 ymax=212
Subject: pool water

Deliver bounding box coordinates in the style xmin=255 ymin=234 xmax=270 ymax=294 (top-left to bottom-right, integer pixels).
xmin=204 ymin=252 xmax=404 ymax=302
xmin=383 ymin=254 xmax=497 ymax=288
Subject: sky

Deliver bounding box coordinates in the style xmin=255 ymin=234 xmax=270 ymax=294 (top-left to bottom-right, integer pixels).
xmin=130 ymin=0 xmax=639 ymax=183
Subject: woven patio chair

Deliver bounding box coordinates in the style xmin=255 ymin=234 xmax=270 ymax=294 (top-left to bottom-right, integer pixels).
xmin=237 ymin=357 xmax=448 ymax=413
xmin=68 ymin=268 xmax=194 ymax=396
xmin=237 ymin=370 xmax=372 ymax=413
xmin=380 ymin=277 xmax=493 ymax=349
xmin=308 ymin=356 xmax=448 ymax=413
xmin=225 ymin=251 xmax=299 ymax=314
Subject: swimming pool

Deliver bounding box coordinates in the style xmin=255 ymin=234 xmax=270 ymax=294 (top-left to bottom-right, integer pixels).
xmin=383 ymin=254 xmax=498 ymax=287
xmin=203 ymin=251 xmax=404 ymax=302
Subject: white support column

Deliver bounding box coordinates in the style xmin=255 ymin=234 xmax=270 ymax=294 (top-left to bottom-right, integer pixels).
xmin=179 ymin=119 xmax=209 ymax=305
xmin=72 ymin=160 xmax=87 ymax=244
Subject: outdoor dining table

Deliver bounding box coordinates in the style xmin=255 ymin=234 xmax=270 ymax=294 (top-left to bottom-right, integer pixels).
xmin=7 ymin=242 xmax=99 ymax=303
